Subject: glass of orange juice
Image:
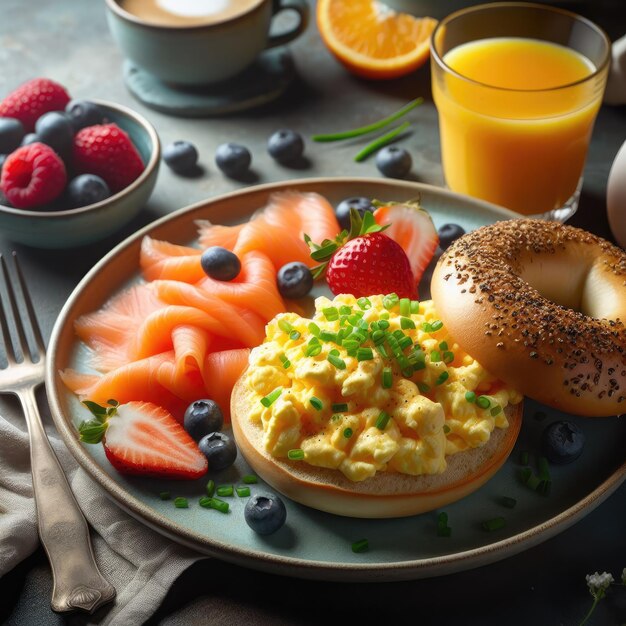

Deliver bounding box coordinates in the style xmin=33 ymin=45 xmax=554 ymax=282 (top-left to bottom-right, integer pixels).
xmin=430 ymin=2 xmax=610 ymax=220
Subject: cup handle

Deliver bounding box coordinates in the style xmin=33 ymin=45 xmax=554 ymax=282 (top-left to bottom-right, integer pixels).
xmin=267 ymin=0 xmax=310 ymax=49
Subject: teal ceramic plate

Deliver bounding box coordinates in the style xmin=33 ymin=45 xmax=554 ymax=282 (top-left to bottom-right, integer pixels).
xmin=46 ymin=177 xmax=626 ymax=582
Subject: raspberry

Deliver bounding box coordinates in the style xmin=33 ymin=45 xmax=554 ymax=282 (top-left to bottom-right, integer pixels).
xmin=0 ymin=142 xmax=67 ymax=209
xmin=73 ymin=123 xmax=145 ymax=193
xmin=0 ymin=78 xmax=71 ymax=132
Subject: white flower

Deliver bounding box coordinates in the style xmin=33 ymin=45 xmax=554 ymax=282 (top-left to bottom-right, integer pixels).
xmin=585 ymin=571 xmax=614 ymax=594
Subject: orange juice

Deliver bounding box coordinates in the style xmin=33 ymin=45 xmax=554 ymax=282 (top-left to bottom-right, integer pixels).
xmin=432 ymin=37 xmax=604 ymax=214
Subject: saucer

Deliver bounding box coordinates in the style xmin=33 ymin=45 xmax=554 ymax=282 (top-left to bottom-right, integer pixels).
xmin=122 ymin=47 xmax=295 ymax=117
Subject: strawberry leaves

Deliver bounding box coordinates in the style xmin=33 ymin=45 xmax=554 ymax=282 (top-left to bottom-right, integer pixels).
xmin=78 ymin=399 xmax=119 ymax=444
xmin=305 ymin=208 xmax=389 ymax=279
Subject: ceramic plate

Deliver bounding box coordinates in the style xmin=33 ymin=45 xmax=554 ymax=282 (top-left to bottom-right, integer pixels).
xmin=46 ymin=178 xmax=626 ymax=582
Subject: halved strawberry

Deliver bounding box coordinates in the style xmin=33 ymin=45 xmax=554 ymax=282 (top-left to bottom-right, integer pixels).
xmin=79 ymin=400 xmax=208 ymax=479
xmin=373 ymin=201 xmax=439 ymax=290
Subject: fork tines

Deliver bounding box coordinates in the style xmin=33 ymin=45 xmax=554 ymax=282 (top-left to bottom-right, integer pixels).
xmin=0 ymin=252 xmax=46 ymax=366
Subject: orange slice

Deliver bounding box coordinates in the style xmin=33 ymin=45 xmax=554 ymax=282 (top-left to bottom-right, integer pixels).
xmin=317 ymin=0 xmax=438 ymax=80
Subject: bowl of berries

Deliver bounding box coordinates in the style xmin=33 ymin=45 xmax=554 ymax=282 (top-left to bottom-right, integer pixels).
xmin=0 ymin=78 xmax=160 ymax=249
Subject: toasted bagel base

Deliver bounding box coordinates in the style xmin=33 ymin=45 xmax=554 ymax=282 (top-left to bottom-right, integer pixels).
xmin=230 ymin=377 xmax=523 ymax=518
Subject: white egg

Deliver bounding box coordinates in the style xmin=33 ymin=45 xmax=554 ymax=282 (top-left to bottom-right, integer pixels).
xmin=607 ymin=140 xmax=626 ymax=249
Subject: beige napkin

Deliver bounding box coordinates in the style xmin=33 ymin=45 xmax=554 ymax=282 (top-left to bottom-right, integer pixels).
xmin=0 ymin=406 xmax=203 ymax=625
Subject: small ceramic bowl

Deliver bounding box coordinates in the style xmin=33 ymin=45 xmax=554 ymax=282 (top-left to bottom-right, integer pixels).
xmin=0 ymin=99 xmax=160 ymax=249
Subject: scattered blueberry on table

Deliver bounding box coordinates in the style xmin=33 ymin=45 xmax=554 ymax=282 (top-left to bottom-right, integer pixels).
xmin=163 ymin=140 xmax=199 ymax=174
xmin=276 ymin=261 xmax=314 ymax=299
xmin=375 ymin=145 xmax=412 ymax=178
xmin=244 ymin=493 xmax=287 ymax=535
xmin=267 ymin=129 xmax=304 ymax=163
xmin=198 ymin=431 xmax=237 ymax=471
xmin=184 ymin=399 xmax=224 ymax=442
xmin=215 ymin=142 xmax=251 ymax=178
xmin=200 ymin=246 xmax=241 ymax=281
xmin=335 ymin=196 xmax=376 ymax=230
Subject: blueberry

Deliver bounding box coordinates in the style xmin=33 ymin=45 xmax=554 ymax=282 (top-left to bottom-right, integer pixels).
xmin=244 ymin=493 xmax=287 ymax=535
xmin=183 ymin=399 xmax=224 ymax=442
xmin=215 ymin=142 xmax=251 ymax=178
xmin=437 ymin=223 xmax=466 ymax=250
xmin=267 ymin=129 xmax=304 ymax=163
xmin=34 ymin=111 xmax=74 ymax=157
xmin=276 ymin=262 xmax=313 ymax=299
xmin=65 ymin=99 xmax=105 ymax=131
xmin=335 ymin=196 xmax=376 ymax=231
xmin=541 ymin=420 xmax=585 ymax=465
xmin=0 ymin=117 xmax=25 ymax=153
xmin=0 ymin=154 xmax=7 ymax=176
xmin=21 ymin=133 xmax=40 ymax=147
xmin=163 ymin=140 xmax=199 ymax=174
xmin=198 ymin=431 xmax=237 ymax=471
xmin=375 ymin=146 xmax=412 ymax=178
xmin=67 ymin=174 xmax=111 ymax=208
xmin=200 ymin=246 xmax=241 ymax=281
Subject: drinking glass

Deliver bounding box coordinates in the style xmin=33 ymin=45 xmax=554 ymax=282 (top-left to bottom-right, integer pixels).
xmin=430 ymin=2 xmax=611 ymax=220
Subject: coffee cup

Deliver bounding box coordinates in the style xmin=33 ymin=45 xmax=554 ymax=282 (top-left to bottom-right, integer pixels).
xmin=105 ymin=0 xmax=309 ymax=86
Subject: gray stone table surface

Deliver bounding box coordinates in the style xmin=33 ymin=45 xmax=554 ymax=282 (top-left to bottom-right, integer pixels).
xmin=1 ymin=1 xmax=625 ymax=625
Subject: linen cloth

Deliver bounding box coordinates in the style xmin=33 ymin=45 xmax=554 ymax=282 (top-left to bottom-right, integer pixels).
xmin=0 ymin=399 xmax=203 ymax=625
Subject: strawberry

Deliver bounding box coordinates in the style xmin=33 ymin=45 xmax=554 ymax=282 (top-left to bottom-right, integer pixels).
xmin=79 ymin=400 xmax=208 ymax=480
xmin=0 ymin=78 xmax=70 ymax=132
xmin=307 ymin=209 xmax=416 ymax=299
xmin=73 ymin=123 xmax=145 ymax=193
xmin=373 ymin=201 xmax=439 ymax=287
xmin=0 ymin=142 xmax=67 ymax=209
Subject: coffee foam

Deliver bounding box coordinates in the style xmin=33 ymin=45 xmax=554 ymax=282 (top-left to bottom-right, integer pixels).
xmin=156 ymin=0 xmax=232 ymax=18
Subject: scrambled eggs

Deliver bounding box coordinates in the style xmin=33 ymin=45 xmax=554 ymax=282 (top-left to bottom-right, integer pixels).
xmin=243 ymin=294 xmax=522 ymax=482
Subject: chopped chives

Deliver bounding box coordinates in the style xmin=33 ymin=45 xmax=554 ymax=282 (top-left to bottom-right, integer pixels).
xmin=327 ymin=353 xmax=347 ymax=369
xmin=378 ymin=319 xmax=390 ymax=330
xmin=279 ymin=353 xmax=291 ymax=369
xmin=392 ymin=329 xmax=405 ymax=340
xmin=289 ymin=330 xmax=301 ymax=340
xmin=410 ymin=300 xmax=420 ymax=314
xmin=199 ymin=496 xmax=212 ymax=508
xmin=435 ymin=371 xmax=449 ymax=385
xmin=375 ymin=411 xmax=390 ymax=430
xmin=382 ymin=367 xmax=393 ymax=389
xmin=159 ymin=491 xmax=171 ymax=500
xmin=343 ymin=339 xmax=361 ymax=352
xmin=476 ymin=395 xmax=491 ymax=409
xmin=538 ymin=480 xmax=552 ymax=496
xmin=339 ymin=305 xmax=352 ymax=315
xmin=331 ymin=413 xmax=343 ymax=422
xmin=351 ymin=538 xmax=369 ymax=553
xmin=216 ymin=485 xmax=234 ymax=497
xmin=288 ymin=448 xmax=305 ymax=460
xmin=437 ymin=526 xmax=452 ymax=537
xmin=399 ymin=298 xmax=411 ymax=316
xmin=236 ymin=486 xmax=251 ymax=497
xmin=278 ymin=319 xmax=294 ymax=334
xmin=206 ymin=479 xmax=215 ymax=497
xmin=437 ymin=511 xmax=448 ymax=525
xmin=332 ymin=402 xmax=349 ymax=412
xmin=382 ymin=293 xmax=399 ymax=310
xmin=443 ymin=351 xmax=455 ymax=364
xmin=525 ymin=473 xmax=542 ymax=491
xmin=520 ymin=467 xmax=532 ymax=484
xmin=310 ymin=396 xmax=323 ymax=410
xmin=537 ymin=456 xmax=550 ymax=481
xmin=357 ymin=297 xmax=372 ymax=310
xmin=439 ymin=341 xmax=448 ymax=351
xmin=174 ymin=497 xmax=189 ymax=509
xmin=465 ymin=391 xmax=476 ymax=403
xmin=261 ymin=387 xmax=283 ymax=407
xmin=430 ymin=349 xmax=441 ymax=363
xmin=417 ymin=382 xmax=430 ymax=393
xmin=519 ymin=450 xmax=530 ymax=466
xmin=347 ymin=314 xmax=363 ymax=326
xmin=411 ymin=349 xmax=426 ymax=370
xmin=499 ymin=496 xmax=517 ymax=509
xmin=431 ymin=320 xmax=444 ymax=331
xmin=357 ymin=347 xmax=374 ymax=361
xmin=308 ymin=322 xmax=321 ymax=336
xmin=304 ymin=344 xmax=322 ymax=357
xmin=379 ymin=311 xmax=390 ymax=320
xmin=443 ymin=424 xmax=451 ymax=434
xmin=242 ymin=474 xmax=258 ymax=484
xmin=481 ymin=517 xmax=506 ymax=532
xmin=320 ymin=330 xmax=338 ymax=343
xmin=400 ymin=317 xmax=415 ymax=330
xmin=371 ymin=329 xmax=386 ymax=344
xmin=398 ymin=335 xmax=413 ymax=350
xmin=375 ymin=344 xmax=389 ymax=359
xmin=207 ymin=497 xmax=230 ymax=513
xmin=490 ymin=405 xmax=502 ymax=417
xmin=323 ymin=306 xmax=339 ymax=321
xmin=343 ymin=427 xmax=353 ymax=438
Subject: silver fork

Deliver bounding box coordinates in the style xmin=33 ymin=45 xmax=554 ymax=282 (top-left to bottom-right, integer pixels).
xmin=0 ymin=252 xmax=115 ymax=614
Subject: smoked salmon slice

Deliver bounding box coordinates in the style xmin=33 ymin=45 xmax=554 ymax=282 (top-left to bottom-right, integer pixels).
xmin=140 ymin=236 xmax=204 ymax=283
